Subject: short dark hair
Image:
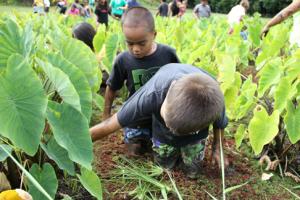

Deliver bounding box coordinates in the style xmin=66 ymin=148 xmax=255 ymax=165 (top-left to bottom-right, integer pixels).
xmin=72 ymin=22 xmax=96 ymax=51
xmin=121 ymin=7 xmax=155 ymax=32
xmin=163 ymin=73 xmax=224 ymax=135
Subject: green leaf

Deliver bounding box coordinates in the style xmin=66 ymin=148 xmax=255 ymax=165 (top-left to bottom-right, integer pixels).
xmin=40 ymin=137 xmax=75 ymax=176
xmin=47 ymin=53 xmax=92 ymax=121
xmin=274 ymin=77 xmax=296 ymax=112
xmin=0 ymin=54 xmax=47 ymax=156
xmin=235 ymin=124 xmax=246 ymax=149
xmin=257 ymin=58 xmax=282 ymax=98
xmin=248 ymin=106 xmax=279 ymax=155
xmin=93 ymin=93 xmax=104 ymax=112
xmin=77 ymin=167 xmax=103 ymax=200
xmin=46 ymin=101 xmax=93 ymax=170
xmin=0 ymin=146 xmax=53 ymax=200
xmin=55 ymin=37 xmax=101 ymax=93
xmin=28 ymin=163 xmax=58 ymax=200
xmin=284 ymin=101 xmax=300 ymax=144
xmin=0 ymin=18 xmax=33 ymax=69
xmin=215 ymin=53 xmax=236 ymax=91
xmin=102 ymin=33 xmax=119 ymax=73
xmin=234 ymin=76 xmax=257 ymax=120
xmin=0 ymin=144 xmax=12 ymax=162
xmin=37 ymin=59 xmax=81 ymax=113
xmin=93 ymin=25 xmax=106 ymax=53
xmin=223 ymin=72 xmax=242 ymax=119
xmin=225 ymin=181 xmax=249 ymax=194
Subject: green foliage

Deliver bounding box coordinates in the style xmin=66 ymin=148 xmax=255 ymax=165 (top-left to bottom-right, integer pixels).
xmin=40 ymin=137 xmax=75 ymax=176
xmin=28 ymin=163 xmax=58 ymax=200
xmin=0 ymin=54 xmax=47 ymax=156
xmin=77 ymin=167 xmax=103 ymax=200
xmin=248 ymin=106 xmax=280 ymax=155
xmin=46 ymin=101 xmax=93 ymax=170
xmin=284 ymin=101 xmax=300 ymax=144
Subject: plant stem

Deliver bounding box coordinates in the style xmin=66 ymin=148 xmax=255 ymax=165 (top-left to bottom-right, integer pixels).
xmin=220 ymin=135 xmax=226 ymax=200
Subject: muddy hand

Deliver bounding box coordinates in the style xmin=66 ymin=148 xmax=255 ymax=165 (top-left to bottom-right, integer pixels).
xmin=260 ymin=26 xmax=269 ymax=39
xmin=211 ymin=150 xmax=229 ymax=169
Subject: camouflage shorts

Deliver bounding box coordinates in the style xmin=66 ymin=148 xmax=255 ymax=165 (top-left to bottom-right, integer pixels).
xmin=152 ymin=138 xmax=206 ymax=169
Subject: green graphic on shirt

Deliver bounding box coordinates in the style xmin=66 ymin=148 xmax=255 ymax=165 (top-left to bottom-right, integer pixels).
xmin=132 ymin=67 xmax=160 ymax=90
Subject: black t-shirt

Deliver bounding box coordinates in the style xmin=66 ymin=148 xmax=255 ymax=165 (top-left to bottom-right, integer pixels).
xmin=117 ymin=64 xmax=228 ymax=147
xmin=106 ymin=44 xmax=180 ymax=97
xmin=95 ymin=4 xmax=108 ymax=24
xmin=158 ymin=2 xmax=168 ymax=17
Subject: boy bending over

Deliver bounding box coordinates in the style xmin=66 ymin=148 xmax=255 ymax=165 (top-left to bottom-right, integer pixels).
xmin=91 ymin=64 xmax=228 ymax=178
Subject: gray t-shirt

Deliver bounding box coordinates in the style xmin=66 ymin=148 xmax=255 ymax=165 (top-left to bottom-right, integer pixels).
xmin=107 ymin=44 xmax=180 ymax=97
xmin=117 ymin=64 xmax=228 ymax=147
xmin=194 ymin=3 xmax=211 ymax=18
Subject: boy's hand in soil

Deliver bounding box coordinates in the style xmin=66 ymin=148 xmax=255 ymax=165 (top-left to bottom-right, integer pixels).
xmin=212 ymin=128 xmax=229 ymax=169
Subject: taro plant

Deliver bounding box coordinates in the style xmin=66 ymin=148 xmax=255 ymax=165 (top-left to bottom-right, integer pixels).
xmin=0 ymin=15 xmax=103 ymax=199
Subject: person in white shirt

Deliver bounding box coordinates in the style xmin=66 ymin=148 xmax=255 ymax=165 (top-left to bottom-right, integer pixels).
xmin=227 ymin=0 xmax=249 ymax=34
xmin=44 ymin=0 xmax=50 ymax=13
xmin=261 ymin=0 xmax=300 ymax=47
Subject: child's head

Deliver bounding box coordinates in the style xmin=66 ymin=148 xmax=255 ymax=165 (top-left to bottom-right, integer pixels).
xmin=99 ymin=0 xmax=106 ymax=4
xmin=75 ymin=0 xmax=80 ymax=3
xmin=161 ymin=0 xmax=166 ymax=2
xmin=71 ymin=3 xmax=77 ymax=9
xmin=72 ymin=22 xmax=96 ymax=51
xmin=121 ymin=7 xmax=156 ymax=58
xmin=160 ymin=73 xmax=224 ymax=135
xmin=240 ymin=0 xmax=249 ymax=10
xmin=201 ymin=0 xmax=208 ymax=5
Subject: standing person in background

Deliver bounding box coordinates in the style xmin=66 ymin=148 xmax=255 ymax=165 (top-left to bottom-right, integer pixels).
xmin=95 ymin=0 xmax=109 ymax=27
xmin=261 ymin=0 xmax=300 ymax=47
xmin=169 ymin=0 xmax=183 ymax=17
xmin=74 ymin=0 xmax=85 ymax=16
xmin=83 ymin=0 xmax=93 ymax=17
xmin=193 ymin=0 xmax=211 ymax=19
xmin=68 ymin=3 xmax=80 ymax=15
xmin=227 ymin=0 xmax=249 ymax=34
xmin=127 ymin=0 xmax=140 ymax=9
xmin=103 ymin=7 xmax=180 ymax=156
xmin=33 ymin=0 xmax=44 ymax=14
xmin=110 ymin=0 xmax=127 ymax=19
xmin=44 ymin=0 xmax=50 ymax=13
xmin=156 ymin=0 xmax=168 ymax=17
xmin=89 ymin=0 xmax=95 ymax=10
xmin=177 ymin=0 xmax=187 ymax=19
xmin=57 ymin=0 xmax=68 ymax=14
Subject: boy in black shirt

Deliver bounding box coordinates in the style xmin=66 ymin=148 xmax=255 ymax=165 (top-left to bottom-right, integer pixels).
xmin=156 ymin=0 xmax=169 ymax=17
xmin=103 ymin=7 xmax=180 ymax=155
xmin=91 ymin=64 xmax=229 ymax=178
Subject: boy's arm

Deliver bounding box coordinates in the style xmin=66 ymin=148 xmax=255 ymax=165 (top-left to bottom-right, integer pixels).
xmin=90 ymin=114 xmax=121 ymax=142
xmin=193 ymin=6 xmax=199 ymax=19
xmin=103 ymin=86 xmax=117 ymax=120
xmin=261 ymin=0 xmax=300 ymax=38
xmin=212 ymin=128 xmax=229 ymax=169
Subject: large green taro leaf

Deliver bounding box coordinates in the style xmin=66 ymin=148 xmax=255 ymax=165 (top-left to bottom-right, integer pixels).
xmin=102 ymin=33 xmax=119 ymax=73
xmin=0 ymin=18 xmax=33 ymax=69
xmin=47 ymin=53 xmax=92 ymax=121
xmin=0 ymin=54 xmax=47 ymax=156
xmin=284 ymin=101 xmax=300 ymax=144
xmin=37 ymin=59 xmax=81 ymax=113
xmin=248 ymin=106 xmax=279 ymax=155
xmin=55 ymin=37 xmax=101 ymax=93
xmin=77 ymin=167 xmax=103 ymax=200
xmin=274 ymin=77 xmax=297 ymax=113
xmin=93 ymin=25 xmax=106 ymax=53
xmin=235 ymin=124 xmax=246 ymax=149
xmin=46 ymin=101 xmax=93 ymax=170
xmin=41 ymin=137 xmax=75 ymax=176
xmin=28 ymin=163 xmax=58 ymax=200
xmin=257 ymin=58 xmax=282 ymax=98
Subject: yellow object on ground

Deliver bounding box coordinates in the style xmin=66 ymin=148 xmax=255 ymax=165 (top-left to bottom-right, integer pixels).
xmin=0 ymin=189 xmax=32 ymax=200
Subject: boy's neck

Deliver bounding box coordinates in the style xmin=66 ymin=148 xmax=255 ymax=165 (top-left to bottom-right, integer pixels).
xmin=145 ymin=42 xmax=157 ymax=56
